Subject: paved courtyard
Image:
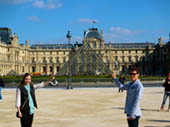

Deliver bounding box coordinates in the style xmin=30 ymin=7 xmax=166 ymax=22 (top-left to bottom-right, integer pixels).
xmin=0 ymin=87 xmax=170 ymax=127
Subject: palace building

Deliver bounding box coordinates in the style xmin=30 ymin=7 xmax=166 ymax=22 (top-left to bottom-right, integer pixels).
xmin=0 ymin=27 xmax=169 ymax=76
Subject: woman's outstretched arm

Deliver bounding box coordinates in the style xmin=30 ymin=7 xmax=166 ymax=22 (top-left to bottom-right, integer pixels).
xmin=34 ymin=74 xmax=55 ymax=89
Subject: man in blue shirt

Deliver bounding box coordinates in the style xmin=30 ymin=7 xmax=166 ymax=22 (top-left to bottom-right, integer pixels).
xmin=112 ymin=67 xmax=143 ymax=127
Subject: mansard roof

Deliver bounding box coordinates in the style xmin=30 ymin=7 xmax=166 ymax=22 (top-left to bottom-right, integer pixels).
xmin=31 ymin=44 xmax=72 ymax=49
xmin=105 ymin=42 xmax=155 ymax=48
xmin=0 ymin=27 xmax=12 ymax=44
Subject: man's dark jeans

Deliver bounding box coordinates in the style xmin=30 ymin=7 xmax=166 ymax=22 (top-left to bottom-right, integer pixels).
xmin=127 ymin=116 xmax=140 ymax=127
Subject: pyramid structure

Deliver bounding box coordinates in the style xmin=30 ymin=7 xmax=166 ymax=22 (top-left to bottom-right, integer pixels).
xmin=57 ymin=43 xmax=112 ymax=76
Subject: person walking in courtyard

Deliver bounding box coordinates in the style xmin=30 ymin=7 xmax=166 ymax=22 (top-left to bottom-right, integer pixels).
xmin=112 ymin=67 xmax=143 ymax=127
xmin=0 ymin=78 xmax=5 ymax=101
xmin=160 ymin=73 xmax=170 ymax=111
xmin=16 ymin=73 xmax=55 ymax=127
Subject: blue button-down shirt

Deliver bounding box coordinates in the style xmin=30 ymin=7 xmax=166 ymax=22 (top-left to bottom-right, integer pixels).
xmin=113 ymin=79 xmax=143 ymax=118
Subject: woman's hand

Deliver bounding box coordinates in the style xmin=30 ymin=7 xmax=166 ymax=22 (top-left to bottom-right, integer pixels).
xmin=18 ymin=111 xmax=22 ymax=118
xmin=43 ymin=73 xmax=56 ymax=86
xmin=112 ymin=73 xmax=117 ymax=79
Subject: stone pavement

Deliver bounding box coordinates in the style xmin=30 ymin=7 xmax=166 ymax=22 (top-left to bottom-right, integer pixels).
xmin=0 ymin=87 xmax=170 ymax=127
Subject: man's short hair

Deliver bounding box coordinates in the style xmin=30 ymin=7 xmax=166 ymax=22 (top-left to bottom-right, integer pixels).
xmin=129 ymin=66 xmax=139 ymax=73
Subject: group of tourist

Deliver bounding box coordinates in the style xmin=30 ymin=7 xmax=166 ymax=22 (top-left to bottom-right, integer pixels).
xmin=0 ymin=68 xmax=170 ymax=127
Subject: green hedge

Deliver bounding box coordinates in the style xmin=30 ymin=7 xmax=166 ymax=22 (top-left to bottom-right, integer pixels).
xmin=0 ymin=75 xmax=165 ymax=84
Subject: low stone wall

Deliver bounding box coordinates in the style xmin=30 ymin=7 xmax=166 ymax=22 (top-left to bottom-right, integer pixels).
xmin=4 ymin=80 xmax=164 ymax=88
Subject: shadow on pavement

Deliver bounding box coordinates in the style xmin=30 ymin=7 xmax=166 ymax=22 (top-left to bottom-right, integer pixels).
xmin=144 ymin=119 xmax=170 ymax=127
xmin=112 ymin=107 xmax=160 ymax=112
xmin=147 ymin=119 xmax=170 ymax=123
xmin=144 ymin=126 xmax=170 ymax=127
xmin=112 ymin=107 xmax=124 ymax=110
xmin=141 ymin=108 xmax=159 ymax=112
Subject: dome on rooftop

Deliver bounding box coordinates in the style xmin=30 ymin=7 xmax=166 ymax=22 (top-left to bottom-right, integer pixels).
xmin=85 ymin=28 xmax=101 ymax=39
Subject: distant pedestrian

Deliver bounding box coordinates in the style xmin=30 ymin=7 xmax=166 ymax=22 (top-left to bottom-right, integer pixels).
xmin=118 ymin=74 xmax=125 ymax=92
xmin=16 ymin=73 xmax=55 ymax=127
xmin=160 ymin=73 xmax=170 ymax=111
xmin=0 ymin=78 xmax=5 ymax=101
xmin=112 ymin=67 xmax=143 ymax=127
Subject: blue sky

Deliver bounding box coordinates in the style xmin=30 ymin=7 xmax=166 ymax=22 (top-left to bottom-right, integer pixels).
xmin=0 ymin=0 xmax=170 ymax=45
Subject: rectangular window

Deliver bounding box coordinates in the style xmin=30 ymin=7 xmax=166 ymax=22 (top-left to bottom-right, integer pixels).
xmin=32 ymin=66 xmax=35 ymax=72
xmin=43 ymin=57 xmax=46 ymax=63
xmin=122 ymin=56 xmax=125 ymax=62
xmin=115 ymin=56 xmax=118 ymax=61
xmin=50 ymin=66 xmax=53 ymax=73
xmin=56 ymin=57 xmax=59 ymax=62
xmin=43 ymin=66 xmax=46 ymax=73
xmin=22 ymin=67 xmax=24 ymax=72
xmin=129 ymin=56 xmax=132 ymax=62
xmin=135 ymin=56 xmax=138 ymax=62
xmin=93 ymin=41 xmax=96 ymax=48
xmin=63 ymin=57 xmax=66 ymax=63
xmin=8 ymin=56 xmax=10 ymax=61
xmin=50 ymin=57 xmax=53 ymax=63
xmin=57 ymin=66 xmax=59 ymax=72
xmin=32 ymin=58 xmax=35 ymax=63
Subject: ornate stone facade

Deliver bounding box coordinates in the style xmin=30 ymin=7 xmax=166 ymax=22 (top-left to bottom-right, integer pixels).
xmin=0 ymin=28 xmax=30 ymax=75
xmin=0 ymin=27 xmax=169 ymax=76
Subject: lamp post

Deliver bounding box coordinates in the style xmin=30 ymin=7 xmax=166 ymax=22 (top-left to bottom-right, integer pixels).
xmin=66 ymin=31 xmax=72 ymax=89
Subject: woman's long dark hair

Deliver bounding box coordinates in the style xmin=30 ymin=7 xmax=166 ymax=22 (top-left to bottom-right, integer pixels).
xmin=18 ymin=73 xmax=33 ymax=88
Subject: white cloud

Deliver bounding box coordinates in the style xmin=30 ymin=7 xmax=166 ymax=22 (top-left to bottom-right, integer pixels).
xmin=77 ymin=18 xmax=97 ymax=24
xmin=110 ymin=26 xmax=135 ymax=35
xmin=103 ymin=33 xmax=121 ymax=43
xmin=162 ymin=37 xmax=169 ymax=42
xmin=32 ymin=0 xmax=62 ymax=10
xmin=0 ymin=0 xmax=62 ymax=10
xmin=0 ymin=0 xmax=32 ymax=4
xmin=32 ymin=0 xmax=44 ymax=8
xmin=28 ymin=16 xmax=40 ymax=22
xmin=103 ymin=26 xmax=141 ymax=43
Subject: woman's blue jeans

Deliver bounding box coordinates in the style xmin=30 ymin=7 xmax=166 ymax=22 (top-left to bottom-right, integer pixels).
xmin=0 ymin=87 xmax=2 ymax=100
xmin=162 ymin=92 xmax=170 ymax=105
